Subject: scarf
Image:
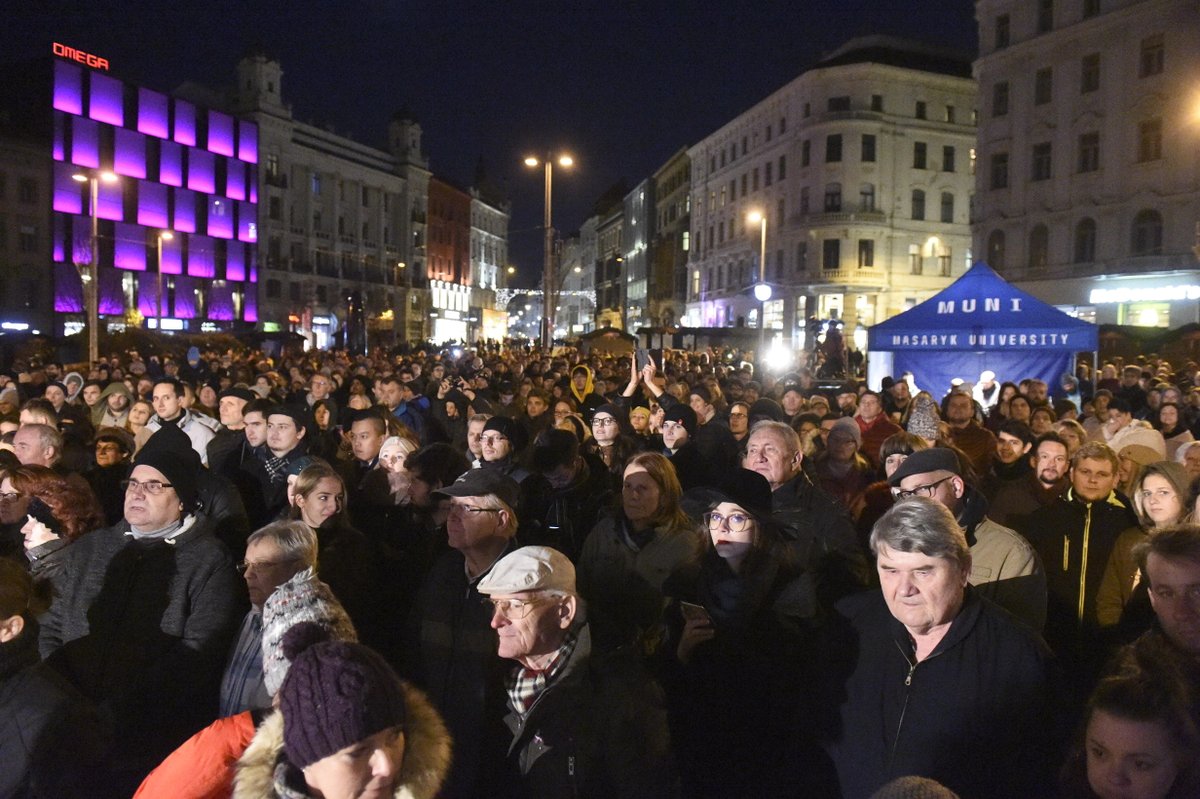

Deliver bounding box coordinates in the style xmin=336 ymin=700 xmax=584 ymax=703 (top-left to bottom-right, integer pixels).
xmin=126 ymin=513 xmax=194 ymax=542
xmin=506 ymin=632 xmax=578 ymax=717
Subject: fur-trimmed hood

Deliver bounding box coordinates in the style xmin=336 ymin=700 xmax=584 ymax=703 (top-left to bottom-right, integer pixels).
xmin=232 ymin=682 xmax=452 ymax=799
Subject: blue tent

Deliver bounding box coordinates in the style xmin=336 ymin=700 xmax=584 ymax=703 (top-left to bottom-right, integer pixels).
xmin=866 ymin=262 xmax=1098 ymax=394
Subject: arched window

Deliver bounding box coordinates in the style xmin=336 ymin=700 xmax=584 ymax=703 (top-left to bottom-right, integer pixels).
xmin=1074 ymin=218 xmax=1096 ymax=263
xmin=1131 ymin=209 xmax=1163 ymax=255
xmin=987 ymin=229 xmax=1006 ymax=269
xmin=1028 ymin=225 xmax=1049 ymax=269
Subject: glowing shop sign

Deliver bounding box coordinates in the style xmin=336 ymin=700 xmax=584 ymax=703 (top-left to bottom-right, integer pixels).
xmin=52 ymin=42 xmax=110 ymax=71
xmin=1089 ymin=285 xmax=1200 ymax=304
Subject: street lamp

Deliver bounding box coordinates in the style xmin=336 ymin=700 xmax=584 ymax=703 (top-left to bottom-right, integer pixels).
xmin=524 ymin=153 xmax=574 ymax=349
xmin=156 ymin=231 xmax=174 ymax=331
xmin=747 ymin=210 xmax=771 ymax=365
xmin=72 ymin=170 xmax=118 ymax=365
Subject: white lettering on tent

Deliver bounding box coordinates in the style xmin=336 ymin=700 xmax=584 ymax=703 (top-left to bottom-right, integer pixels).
xmin=966 ymin=332 xmax=1071 ymax=347
xmin=938 ymin=301 xmax=954 ymax=314
xmin=962 ymin=299 xmax=976 ymax=313
xmin=985 ymin=298 xmax=1000 ymax=312
xmin=1011 ymin=298 xmax=1022 ymax=311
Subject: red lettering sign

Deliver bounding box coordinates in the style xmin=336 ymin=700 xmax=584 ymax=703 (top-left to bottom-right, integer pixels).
xmin=52 ymin=42 xmax=110 ymax=72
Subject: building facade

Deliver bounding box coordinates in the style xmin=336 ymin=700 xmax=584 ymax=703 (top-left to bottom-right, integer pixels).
xmin=426 ymin=176 xmax=472 ymax=342
xmin=594 ymin=200 xmax=625 ymax=329
xmin=651 ymin=148 xmax=691 ymax=328
xmin=686 ymin=37 xmax=978 ymax=351
xmin=973 ymin=0 xmax=1200 ymax=328
xmin=622 ymin=179 xmax=654 ymax=330
xmin=469 ymin=185 xmax=510 ymax=341
xmin=0 ymin=131 xmax=53 ymax=334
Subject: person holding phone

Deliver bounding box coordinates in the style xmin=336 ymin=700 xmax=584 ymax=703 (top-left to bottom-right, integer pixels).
xmin=663 ymin=469 xmax=830 ymax=798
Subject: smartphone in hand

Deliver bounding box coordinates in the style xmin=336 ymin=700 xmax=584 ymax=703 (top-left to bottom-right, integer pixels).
xmin=680 ymin=601 xmax=712 ymax=625
xmin=636 ymin=348 xmax=651 ymax=372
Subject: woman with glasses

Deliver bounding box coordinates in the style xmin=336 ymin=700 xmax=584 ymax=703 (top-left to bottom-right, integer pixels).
xmin=663 ymin=468 xmax=826 ymax=798
xmin=582 ymin=403 xmax=644 ymax=491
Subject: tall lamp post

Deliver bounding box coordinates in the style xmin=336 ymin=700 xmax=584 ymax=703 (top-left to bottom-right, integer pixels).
xmin=524 ymin=153 xmax=573 ymax=350
xmin=72 ymin=170 xmax=118 ymax=366
xmin=156 ymin=231 xmax=174 ymax=330
xmin=746 ymin=210 xmax=772 ymax=367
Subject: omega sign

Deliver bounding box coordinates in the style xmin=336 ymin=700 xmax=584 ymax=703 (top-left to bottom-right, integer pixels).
xmin=52 ymin=42 xmax=110 ymax=71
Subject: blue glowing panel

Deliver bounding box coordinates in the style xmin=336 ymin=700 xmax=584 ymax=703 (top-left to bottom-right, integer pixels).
xmin=53 ymin=115 xmax=65 ymax=161
xmin=159 ymin=234 xmax=182 ymax=275
xmin=174 ymin=276 xmax=196 ymax=319
xmin=226 ymin=162 xmax=245 ymax=201
xmin=53 ymin=61 xmax=83 ymax=115
xmin=138 ymin=278 xmax=162 ymax=318
xmin=174 ymin=101 xmax=196 ymax=146
xmin=88 ymin=72 xmax=124 ymax=127
xmin=237 ymin=201 xmax=257 ymax=242
xmin=114 ymin=128 xmax=147 ymax=179
xmin=249 ymin=179 xmax=257 ymax=204
xmin=137 ymin=181 xmax=169 ymax=228
xmin=71 ymin=117 xmax=100 ymax=169
xmin=208 ymin=111 xmax=234 ymax=157
xmin=207 ymin=197 xmax=233 ymax=239
xmin=248 ymin=250 xmax=257 ymax=282
xmin=97 ymin=180 xmax=124 ymax=222
xmin=187 ymin=150 xmax=215 ymax=194
xmin=243 ymin=285 xmax=258 ymax=322
xmin=99 ymin=269 xmax=124 ymax=315
xmin=238 ymin=121 xmax=258 ymax=163
xmin=209 ymin=283 xmax=234 ymax=320
xmin=159 ymin=141 xmax=183 ymax=187
xmin=55 ymin=263 xmax=84 ymax=313
xmin=226 ymin=243 xmax=245 ymax=281
xmin=137 ymin=88 xmax=170 ymax=139
xmin=70 ymin=216 xmax=93 ymax=265
xmin=173 ymin=189 xmax=195 ymax=233
xmin=114 ymin=222 xmax=147 ymax=271
xmin=53 ymin=163 xmax=84 ymax=214
xmin=187 ymin=235 xmax=215 ymax=278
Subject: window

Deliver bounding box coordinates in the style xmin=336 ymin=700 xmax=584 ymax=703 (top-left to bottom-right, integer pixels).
xmin=316 ymin=285 xmax=328 ymax=303
xmin=992 ymin=82 xmax=1009 ymax=117
xmin=741 ymin=137 xmax=748 ymax=155
xmin=269 ymin=196 xmax=282 ymax=220
xmin=940 ymin=192 xmax=955 ymax=223
xmin=871 ymin=94 xmax=883 ymax=111
xmin=1074 ymin=218 xmax=1097 ymax=263
xmin=720 ymin=150 xmax=726 ymax=168
xmin=766 ymin=123 xmax=772 ymax=142
xmin=980 ymin=232 xmax=1004 ymax=272
xmin=361 ymin=186 xmax=370 ymax=206
xmin=826 ymin=135 xmax=843 ymax=163
xmin=764 ymin=163 xmax=773 ymax=187
xmin=266 ymin=153 xmax=279 ymax=177
xmin=1140 ymin=34 xmax=1164 ymax=77
xmin=970 ymin=147 xmax=977 ymax=175
xmin=828 ymin=96 xmax=850 ymax=112
xmin=995 ymin=14 xmax=1011 ymax=49
xmin=913 ymin=142 xmax=927 ymax=169
xmin=1132 ymin=209 xmax=1163 ymax=255
xmin=1083 ymin=0 xmax=1100 ymax=18
xmin=710 ymin=156 xmax=716 ymax=173
xmin=911 ymin=190 xmax=926 ymax=221
xmin=1037 ymin=0 xmax=1054 ymax=32
xmin=861 ymin=134 xmax=876 ymax=162
xmin=910 ymin=245 xmax=923 ymax=275
xmin=748 ymin=171 xmax=755 ymax=193
xmin=850 ymin=239 xmax=873 ymax=268
xmin=289 ymin=282 xmax=301 ymax=301
xmin=801 ymin=140 xmax=811 ymax=167
xmin=823 ymin=239 xmax=840 ymax=270
xmin=796 ymin=241 xmax=808 ymax=271
xmin=943 ymin=146 xmax=956 ymax=172
xmin=1034 ymin=68 xmax=1053 ymax=104
xmin=780 ymin=116 xmax=786 ymax=133
xmin=777 ymin=198 xmax=785 ymax=228
xmin=859 ymin=183 xmax=876 ymax=211
xmin=310 ymin=172 xmax=321 ymax=195
xmin=1028 ymin=225 xmax=1049 ymax=269
xmin=1138 ymin=119 xmax=1162 ymax=162
xmin=803 ymin=102 xmax=811 ymax=118
xmin=1081 ymin=53 xmax=1100 ymax=93
xmin=915 ymin=101 xmax=927 ymax=119
xmin=17 ymin=179 xmax=37 ymax=204
xmin=945 ymin=105 xmax=956 ymax=123
xmin=799 ymin=187 xmax=810 ymax=214
xmin=778 ymin=155 xmax=786 ymax=179
xmin=991 ymin=152 xmax=1009 ymax=189
xmin=824 ymin=183 xmax=842 ymax=212
xmin=939 ymin=251 xmax=952 ymax=276
xmin=18 ymin=225 xmax=37 ymax=253
xmin=1031 ymin=142 xmax=1053 ymax=181
xmin=1078 ymin=132 xmax=1100 ymax=173
xmin=266 ymin=279 xmax=282 ymax=298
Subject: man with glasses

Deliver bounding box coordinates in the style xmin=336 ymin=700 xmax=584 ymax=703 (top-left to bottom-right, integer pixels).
xmin=889 ymin=447 xmax=1046 ymax=631
xmin=480 ymin=416 xmax=552 ymax=545
xmin=40 ymin=430 xmax=241 ymax=796
xmin=408 ymin=469 xmax=522 ymax=799
xmin=479 ymin=545 xmax=673 ymax=797
xmin=219 ymin=519 xmax=316 ymax=715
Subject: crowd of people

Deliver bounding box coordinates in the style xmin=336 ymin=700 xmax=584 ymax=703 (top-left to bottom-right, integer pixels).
xmin=0 ymin=342 xmax=1198 ymax=798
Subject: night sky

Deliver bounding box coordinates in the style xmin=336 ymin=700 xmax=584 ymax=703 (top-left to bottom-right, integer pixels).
xmin=5 ymin=1 xmax=978 ymax=286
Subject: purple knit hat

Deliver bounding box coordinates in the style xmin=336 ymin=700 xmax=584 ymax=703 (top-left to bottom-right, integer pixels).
xmin=279 ymin=622 xmax=408 ymax=768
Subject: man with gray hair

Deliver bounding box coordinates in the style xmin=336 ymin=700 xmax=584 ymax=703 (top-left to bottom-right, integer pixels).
xmin=479 ymin=545 xmax=673 ymax=798
xmin=13 ymin=423 xmax=62 ymax=468
xmin=824 ymin=497 xmax=1053 ymax=799
xmin=219 ymin=519 xmax=318 ymax=715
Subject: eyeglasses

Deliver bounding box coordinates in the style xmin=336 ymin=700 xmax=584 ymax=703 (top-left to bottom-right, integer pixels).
xmin=237 ymin=558 xmax=297 ymax=574
xmin=447 ymin=503 xmax=501 ymax=518
xmin=121 ymin=478 xmax=174 ymax=495
xmin=486 ymin=596 xmax=554 ymax=619
xmin=479 ymin=434 xmax=508 ymax=446
xmin=591 ymin=417 xmax=618 ymax=427
xmin=704 ymin=511 xmax=753 ymax=532
xmin=0 ymin=491 xmax=21 ymax=502
xmin=892 ymin=475 xmax=954 ymax=500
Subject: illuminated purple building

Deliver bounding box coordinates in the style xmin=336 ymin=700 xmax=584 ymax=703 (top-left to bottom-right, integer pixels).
xmin=43 ymin=51 xmax=258 ymax=333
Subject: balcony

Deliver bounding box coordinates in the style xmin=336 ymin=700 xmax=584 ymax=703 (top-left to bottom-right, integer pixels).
xmin=339 ymin=235 xmax=356 ymax=245
xmin=806 ymin=268 xmax=889 ymax=290
xmin=800 ymin=209 xmax=888 ymax=226
xmin=265 ymin=172 xmax=288 ymax=189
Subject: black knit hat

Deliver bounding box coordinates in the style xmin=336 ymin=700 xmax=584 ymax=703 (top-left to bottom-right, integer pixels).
xmin=269 ymin=404 xmax=311 ymax=436
xmin=663 ymin=404 xmax=697 ymax=436
xmin=279 ymin=622 xmax=408 ymax=769
xmin=134 ymin=424 xmax=201 ymax=510
xmin=483 ymin=416 xmax=528 ymax=454
xmin=710 ymin=468 xmax=773 ymax=519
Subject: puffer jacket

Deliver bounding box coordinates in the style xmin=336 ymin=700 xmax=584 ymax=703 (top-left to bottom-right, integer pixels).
xmin=231 ymin=683 xmax=451 ymax=799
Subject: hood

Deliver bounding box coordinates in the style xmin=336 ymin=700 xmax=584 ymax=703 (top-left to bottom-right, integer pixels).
xmin=233 ymin=682 xmax=452 ymax=799
xmin=569 ymin=365 xmax=595 ymax=403
xmin=98 ymin=381 xmax=133 ymax=401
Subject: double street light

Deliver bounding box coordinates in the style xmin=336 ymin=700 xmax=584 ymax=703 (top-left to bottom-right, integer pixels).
xmin=746 ymin=210 xmax=772 ymax=365
xmin=72 ymin=170 xmax=119 ymax=365
xmin=524 ymin=153 xmax=574 ymax=349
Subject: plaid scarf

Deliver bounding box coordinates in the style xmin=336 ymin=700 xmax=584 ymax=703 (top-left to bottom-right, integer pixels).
xmin=506 ymin=632 xmax=578 ymax=717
